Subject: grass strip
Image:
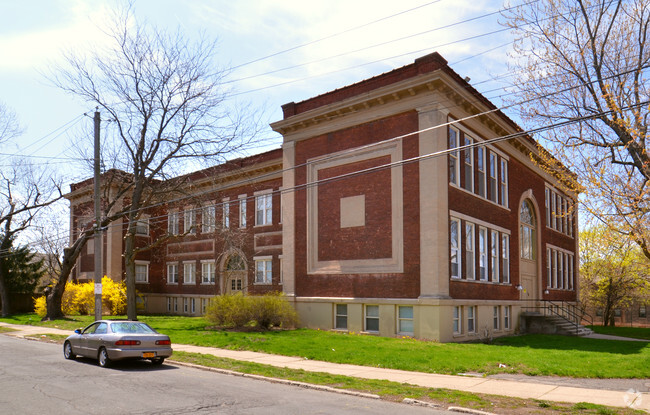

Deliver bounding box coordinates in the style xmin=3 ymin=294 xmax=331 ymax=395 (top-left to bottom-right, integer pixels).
xmin=170 ymin=351 xmax=642 ymax=415
xmin=0 ymin=326 xmax=17 ymax=333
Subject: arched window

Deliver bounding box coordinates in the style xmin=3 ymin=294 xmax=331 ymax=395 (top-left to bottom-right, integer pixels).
xmin=225 ymin=254 xmax=245 ymax=271
xmin=520 ymin=200 xmax=536 ymax=260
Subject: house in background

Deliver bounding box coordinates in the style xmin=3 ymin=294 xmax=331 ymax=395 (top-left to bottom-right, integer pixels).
xmin=65 ymin=52 xmax=579 ymax=342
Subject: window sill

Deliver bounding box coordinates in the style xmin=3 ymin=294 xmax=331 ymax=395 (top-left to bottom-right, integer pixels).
xmin=253 ymin=282 xmax=272 ymax=285
xmin=135 ymin=281 xmax=149 ymax=284
xmin=201 ymin=282 xmax=216 ymax=285
xmin=167 ymin=282 xmax=178 ymax=285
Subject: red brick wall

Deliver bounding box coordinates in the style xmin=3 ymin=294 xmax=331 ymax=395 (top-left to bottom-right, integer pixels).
xmin=293 ymin=111 xmax=421 ymax=299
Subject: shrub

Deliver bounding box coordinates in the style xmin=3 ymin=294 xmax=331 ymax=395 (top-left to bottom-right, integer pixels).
xmin=205 ymin=292 xmax=298 ymax=330
xmin=250 ymin=292 xmax=298 ymax=330
xmin=205 ymin=293 xmax=252 ymax=328
xmin=34 ymin=296 xmax=46 ymax=317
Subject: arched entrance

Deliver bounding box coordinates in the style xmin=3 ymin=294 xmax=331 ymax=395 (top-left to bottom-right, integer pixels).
xmin=519 ymin=198 xmax=539 ymax=308
xmin=220 ymin=253 xmax=247 ymax=294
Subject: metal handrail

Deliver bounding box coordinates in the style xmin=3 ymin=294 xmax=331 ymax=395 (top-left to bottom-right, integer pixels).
xmin=521 ymin=300 xmax=592 ymax=334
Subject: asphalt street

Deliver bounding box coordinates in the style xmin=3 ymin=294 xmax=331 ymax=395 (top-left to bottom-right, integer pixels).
xmin=0 ymin=335 xmax=451 ymax=414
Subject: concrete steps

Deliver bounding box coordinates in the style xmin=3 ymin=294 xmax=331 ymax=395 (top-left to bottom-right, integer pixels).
xmin=520 ymin=312 xmax=594 ymax=336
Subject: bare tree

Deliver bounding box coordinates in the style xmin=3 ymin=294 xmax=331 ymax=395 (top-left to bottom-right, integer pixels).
xmin=51 ymin=8 xmax=261 ymax=320
xmin=503 ymin=0 xmax=650 ymax=257
xmin=0 ymin=162 xmax=61 ymax=316
xmin=0 ymin=102 xmax=23 ymax=146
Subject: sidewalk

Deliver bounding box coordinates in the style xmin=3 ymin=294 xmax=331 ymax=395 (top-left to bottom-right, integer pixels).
xmin=1 ymin=322 xmax=648 ymax=412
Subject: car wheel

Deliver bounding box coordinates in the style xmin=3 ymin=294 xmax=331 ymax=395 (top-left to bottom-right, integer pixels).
xmin=63 ymin=342 xmax=76 ymax=360
xmin=98 ymin=347 xmax=111 ymax=368
xmin=151 ymin=357 xmax=165 ymax=365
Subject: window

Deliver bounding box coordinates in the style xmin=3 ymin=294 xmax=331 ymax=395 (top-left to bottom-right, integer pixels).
xmin=256 ymin=193 xmax=273 ymax=225
xmin=558 ymin=252 xmax=564 ymax=289
xmin=202 ymin=205 xmax=216 ymax=233
xmin=449 ymin=126 xmax=460 ymax=186
xmin=335 ymin=304 xmax=348 ymax=329
xmin=477 ymin=147 xmax=486 ymax=197
xmin=499 ymin=159 xmax=508 ymax=207
xmin=202 ymin=262 xmax=215 ymax=284
xmin=167 ymin=264 xmax=178 ymax=284
xmin=167 ymin=297 xmax=172 ymax=312
xmin=173 ymin=297 xmax=178 ymax=313
xmin=231 ymin=278 xmax=243 ymax=291
xmin=222 ymin=200 xmax=230 ymax=228
xmin=489 ymin=152 xmax=498 ymax=203
xmin=490 ymin=230 xmax=499 ymax=282
xmin=450 ymin=218 xmax=461 ymax=279
xmin=463 ymin=136 xmax=473 ymax=192
xmin=398 ymin=306 xmax=414 ymax=335
xmin=465 ymin=223 xmax=475 ymax=280
xmin=183 ymin=298 xmax=189 ymax=313
xmin=365 ymin=305 xmax=379 ymax=332
xmin=596 ymin=308 xmax=603 ymax=317
xmin=168 ymin=211 xmax=179 ymax=235
xmin=135 ymin=262 xmax=148 ymax=283
xmin=546 ymin=246 xmax=575 ymax=290
xmin=640 ymin=306 xmax=647 ymax=318
xmin=501 ymin=234 xmax=510 ymax=283
xmin=546 ymin=248 xmax=552 ymax=288
xmin=453 ymin=306 xmax=462 ymax=334
xmin=191 ymin=298 xmax=196 ymax=314
xmin=184 ymin=208 xmax=196 ymax=234
xmin=493 ymin=306 xmax=500 ymax=330
xmin=365 ymin=305 xmax=379 ymax=331
xmin=467 ymin=306 xmax=476 ymax=333
xmin=614 ymin=309 xmax=622 ymax=317
xmin=239 ymin=197 xmax=247 ymax=228
xmin=504 ymin=306 xmax=511 ymax=329
xmin=135 ymin=216 xmax=149 ymax=235
xmin=520 ymin=200 xmax=536 ymax=260
xmin=184 ymin=262 xmax=196 ymax=284
xmin=255 ymin=257 xmax=272 ymax=284
xmin=545 ymin=188 xmax=551 ymax=226
xmin=479 ymin=227 xmax=488 ymax=281
xmin=568 ymin=255 xmax=574 ymax=290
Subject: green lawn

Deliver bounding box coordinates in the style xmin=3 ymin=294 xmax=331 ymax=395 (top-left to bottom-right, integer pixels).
xmin=3 ymin=313 xmax=650 ymax=378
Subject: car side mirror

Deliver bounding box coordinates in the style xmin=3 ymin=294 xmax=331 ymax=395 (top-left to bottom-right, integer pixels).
xmin=74 ymin=329 xmax=81 ymax=334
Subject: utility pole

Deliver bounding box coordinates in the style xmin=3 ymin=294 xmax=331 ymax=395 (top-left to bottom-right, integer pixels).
xmin=93 ymin=110 xmax=102 ymax=321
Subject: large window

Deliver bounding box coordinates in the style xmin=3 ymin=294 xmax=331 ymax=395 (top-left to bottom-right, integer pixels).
xmin=135 ymin=215 xmax=149 ymax=236
xmin=256 ymin=193 xmax=273 ymax=226
xmin=398 ymin=306 xmax=414 ymax=335
xmin=504 ymin=306 xmax=511 ymax=329
xmin=135 ymin=262 xmax=148 ymax=283
xmin=489 ymin=152 xmax=498 ymax=203
xmin=335 ymin=304 xmax=348 ymax=330
xmin=239 ymin=196 xmax=247 ymax=228
xmin=450 ymin=218 xmax=461 ymax=279
xmin=499 ymin=159 xmax=508 ymax=207
xmin=184 ymin=209 xmax=196 ymax=234
xmin=449 ymin=126 xmax=460 ymax=186
xmin=184 ymin=262 xmax=196 ymax=284
xmin=490 ymin=230 xmax=499 ymax=282
xmin=365 ymin=305 xmax=379 ymax=332
xmin=520 ymin=200 xmax=536 ymax=260
xmin=479 ymin=227 xmax=488 ymax=281
xmin=222 ymin=199 xmax=230 ymax=228
xmin=546 ymin=246 xmax=575 ymax=290
xmin=476 ymin=147 xmax=486 ymax=197
xmin=493 ymin=306 xmax=501 ymax=330
xmin=463 ymin=136 xmax=473 ymax=192
xmin=545 ymin=186 xmax=574 ymax=237
xmin=202 ymin=206 xmax=216 ymax=233
xmin=465 ymin=223 xmax=475 ymax=280
xmin=167 ymin=264 xmax=178 ymax=284
xmin=168 ymin=211 xmax=179 ymax=235
xmin=255 ymin=257 xmax=272 ymax=284
xmin=501 ymin=234 xmax=510 ymax=283
xmin=202 ymin=261 xmax=215 ymax=284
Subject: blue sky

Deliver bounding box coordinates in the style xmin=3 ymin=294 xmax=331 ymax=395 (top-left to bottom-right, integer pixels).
xmin=0 ymin=0 xmax=511 ymax=184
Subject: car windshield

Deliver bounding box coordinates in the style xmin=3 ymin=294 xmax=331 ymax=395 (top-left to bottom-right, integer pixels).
xmin=110 ymin=322 xmax=157 ymax=334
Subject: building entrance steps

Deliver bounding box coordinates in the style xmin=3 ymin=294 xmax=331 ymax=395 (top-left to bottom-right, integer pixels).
xmin=1 ymin=321 xmax=648 ymax=411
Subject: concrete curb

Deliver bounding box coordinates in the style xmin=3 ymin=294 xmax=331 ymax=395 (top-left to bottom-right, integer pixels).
xmin=448 ymin=406 xmax=498 ymax=415
xmin=168 ymin=360 xmax=381 ymax=400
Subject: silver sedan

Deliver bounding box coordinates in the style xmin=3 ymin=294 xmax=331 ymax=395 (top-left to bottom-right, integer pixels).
xmin=63 ymin=320 xmax=173 ymax=367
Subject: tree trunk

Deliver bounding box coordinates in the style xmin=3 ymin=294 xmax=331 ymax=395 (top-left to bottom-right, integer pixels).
xmin=0 ymin=271 xmax=10 ymax=317
xmin=42 ymin=234 xmax=89 ymax=321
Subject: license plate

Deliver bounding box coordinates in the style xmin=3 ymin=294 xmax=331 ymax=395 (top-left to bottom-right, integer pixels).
xmin=142 ymin=352 xmax=155 ymax=358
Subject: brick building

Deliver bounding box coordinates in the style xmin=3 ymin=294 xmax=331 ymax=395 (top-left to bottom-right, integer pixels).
xmin=65 ymin=52 xmax=579 ymax=342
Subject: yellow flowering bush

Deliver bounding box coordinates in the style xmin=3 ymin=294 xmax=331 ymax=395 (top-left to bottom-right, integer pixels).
xmin=34 ymin=276 xmax=128 ymax=317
